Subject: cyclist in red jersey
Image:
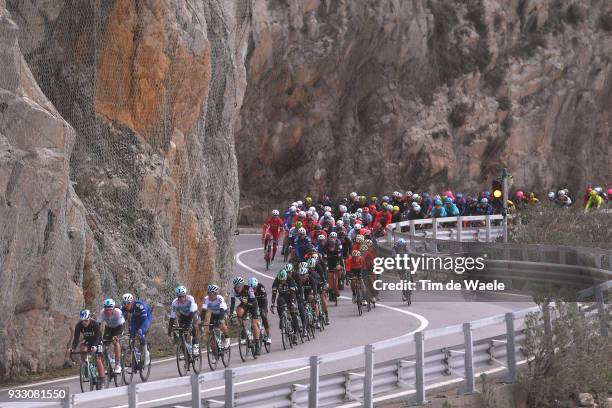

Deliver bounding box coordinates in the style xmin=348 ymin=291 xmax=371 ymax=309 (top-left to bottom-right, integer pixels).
xmin=262 ymin=210 xmax=284 ymax=262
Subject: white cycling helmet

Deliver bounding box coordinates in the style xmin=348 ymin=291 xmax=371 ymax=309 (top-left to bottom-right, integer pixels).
xmin=386 ymin=204 xmax=393 ymax=211
xmin=297 ymin=200 xmax=303 ymax=206
xmin=352 ymin=250 xmax=361 ymax=257
xmin=79 ymin=309 xmax=91 ymax=320
xmin=289 ymin=206 xmax=297 ymax=213
xmin=306 ymin=210 xmax=314 ymax=217
xmin=356 ymin=208 xmax=363 ymax=213
xmin=103 ymin=298 xmax=115 ymax=308
xmin=336 ymin=220 xmax=344 ymax=227
xmin=339 ymin=205 xmax=347 ymax=213
xmin=309 ymin=206 xmax=316 ymax=212
xmin=298 ymin=227 xmax=306 ymax=235
xmin=356 ymin=235 xmax=365 ymax=243
xmin=272 ymin=209 xmax=280 ymax=216
xmin=558 ymin=190 xmax=566 ymax=196
xmin=413 ymin=204 xmax=421 ymax=212
xmin=405 ymin=191 xmax=413 ymax=197
xmin=232 ymin=277 xmax=244 ymax=287
xmin=291 ymin=202 xmax=298 ymax=208
xmin=548 ymin=191 xmax=556 ymax=199
xmin=594 ymin=187 xmax=603 ymax=193
xmin=299 ymin=262 xmax=309 ymax=275
xmin=350 ymin=192 xmax=357 ymax=199
xmin=208 ymin=284 xmax=219 ymax=293
xmin=481 ymin=198 xmax=488 ymax=204
xmin=393 ymin=191 xmax=401 ymax=197
xmin=318 ymin=234 xmax=326 ymax=241
xmin=324 ymin=211 xmax=331 ymax=217
xmin=329 ymin=232 xmax=338 ymax=239
xmin=122 ymin=293 xmax=134 ymax=304
xmin=298 ymin=211 xmax=306 ymax=217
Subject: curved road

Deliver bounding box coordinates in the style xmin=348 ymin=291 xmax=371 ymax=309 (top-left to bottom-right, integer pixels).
xmin=0 ymin=235 xmax=533 ymax=407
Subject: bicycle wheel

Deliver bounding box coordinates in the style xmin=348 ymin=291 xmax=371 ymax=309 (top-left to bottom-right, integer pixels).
xmin=407 ymin=290 xmax=412 ymax=306
xmin=176 ymin=341 xmax=188 ymax=377
xmin=308 ymin=314 xmax=316 ymax=340
xmin=238 ymin=326 xmax=249 ymax=362
xmin=356 ymin=291 xmax=363 ymax=316
xmin=191 ymin=344 xmax=203 ymax=374
xmin=121 ymin=344 xmax=134 ymax=385
xmin=207 ymin=333 xmax=218 ymax=371
xmin=79 ymin=362 xmax=89 ymax=392
xmin=262 ymin=330 xmax=271 ymax=353
xmin=221 ymin=334 xmax=231 ymax=367
xmin=139 ymin=344 xmax=151 ymax=382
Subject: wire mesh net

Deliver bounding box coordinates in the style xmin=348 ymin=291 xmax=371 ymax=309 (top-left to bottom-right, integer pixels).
xmin=2 ymin=0 xmax=249 ymax=323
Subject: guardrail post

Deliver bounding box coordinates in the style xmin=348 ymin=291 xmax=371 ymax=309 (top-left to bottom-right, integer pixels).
xmin=456 ymin=216 xmax=463 ymax=242
xmin=596 ymin=286 xmax=608 ymax=337
xmin=542 ymin=302 xmax=553 ymax=349
xmin=309 ymin=355 xmax=319 ymax=408
xmin=128 ymin=382 xmax=137 ymax=408
xmin=504 ymin=312 xmax=517 ymax=383
xmin=343 ymin=373 xmax=351 ymax=401
xmin=415 ymin=331 xmax=427 ymax=405
xmin=410 ymin=220 xmax=416 ymax=237
xmin=364 ymin=344 xmax=374 ymax=408
xmin=225 ymin=368 xmax=234 ymax=408
xmin=485 ymin=215 xmax=491 ymax=242
xmin=462 ymin=323 xmax=476 ymax=394
xmin=432 ymin=218 xmax=438 ymax=241
xmin=192 ymin=374 xmax=202 ymax=408
xmin=61 ymin=391 xmax=70 ymax=408
xmin=291 ymin=384 xmax=299 ymax=408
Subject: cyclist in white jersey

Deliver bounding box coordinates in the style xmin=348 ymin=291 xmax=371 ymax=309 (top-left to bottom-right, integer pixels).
xmin=167 ymin=286 xmax=200 ymax=355
xmin=97 ymin=298 xmax=125 ymax=373
xmin=201 ymin=284 xmax=231 ymax=348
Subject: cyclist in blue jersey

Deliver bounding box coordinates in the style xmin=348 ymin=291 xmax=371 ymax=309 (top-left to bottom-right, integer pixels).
xmin=121 ymin=293 xmax=152 ymax=365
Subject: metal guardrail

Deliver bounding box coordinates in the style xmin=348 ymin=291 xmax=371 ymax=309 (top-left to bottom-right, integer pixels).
xmin=388 ymin=214 xmax=506 ymax=242
xmin=56 ymin=218 xmax=609 ymax=408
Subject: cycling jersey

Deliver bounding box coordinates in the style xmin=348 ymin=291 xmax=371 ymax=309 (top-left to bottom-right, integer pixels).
xmin=271 ymin=276 xmax=298 ymax=302
xmin=262 ymin=216 xmax=284 ymax=240
xmin=230 ymin=285 xmax=258 ymax=315
xmin=444 ymin=203 xmax=460 ymax=216
xmin=97 ymin=308 xmax=125 ymax=328
xmin=71 ymin=319 xmax=102 ymax=349
xmin=300 ymin=273 xmax=319 ymax=298
xmin=293 ymin=236 xmax=314 ymax=260
xmin=202 ymin=295 xmax=228 ymax=314
xmin=431 ymin=206 xmax=447 ymax=218
xmin=585 ymin=195 xmax=603 ymax=210
xmin=121 ymin=300 xmax=152 ymax=335
xmin=170 ymin=295 xmax=198 ymax=318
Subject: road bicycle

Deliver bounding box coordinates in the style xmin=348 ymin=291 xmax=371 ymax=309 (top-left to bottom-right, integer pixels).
xmin=263 ymin=231 xmax=274 ymax=270
xmin=71 ymin=350 xmax=102 ymax=392
xmin=275 ymin=303 xmax=299 ymax=350
xmin=172 ymin=325 xmax=202 ymax=376
xmin=304 ymin=303 xmax=316 ymax=340
xmin=102 ymin=338 xmax=123 ymax=387
xmin=121 ymin=333 xmax=151 ymax=384
xmin=235 ymin=314 xmax=260 ymax=361
xmin=314 ymin=293 xmax=328 ymax=331
xmin=349 ymin=275 xmax=370 ymax=316
xmin=202 ymin=323 xmax=231 ymax=371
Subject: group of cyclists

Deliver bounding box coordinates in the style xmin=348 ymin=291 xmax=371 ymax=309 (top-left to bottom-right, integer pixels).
xmin=69 ymin=184 xmax=609 ymax=389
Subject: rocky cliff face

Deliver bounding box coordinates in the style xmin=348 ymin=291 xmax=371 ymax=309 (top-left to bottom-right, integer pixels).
xmin=0 ymin=0 xmax=248 ymax=380
xmin=236 ymin=0 xmax=612 ymax=217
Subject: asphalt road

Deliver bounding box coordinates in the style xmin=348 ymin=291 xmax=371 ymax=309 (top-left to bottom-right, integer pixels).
xmin=0 ymin=234 xmax=533 ymax=408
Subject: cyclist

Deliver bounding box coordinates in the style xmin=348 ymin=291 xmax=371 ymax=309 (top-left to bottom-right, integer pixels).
xmin=293 ymin=227 xmax=313 ymax=262
xmin=556 ymin=190 xmax=572 ymax=207
xmin=262 ymin=209 xmax=284 ymax=264
xmin=200 ymin=284 xmax=231 ymax=348
xmin=120 ymin=293 xmax=152 ymax=365
xmin=271 ymin=267 xmax=301 ymax=344
xmin=584 ymin=189 xmax=603 ymax=211
xmin=361 ymin=243 xmax=378 ymax=302
xmin=431 ymin=199 xmax=447 ymax=218
xmin=97 ymin=299 xmax=125 ymax=374
xmin=229 ymin=277 xmax=261 ymax=354
xmin=527 ymin=192 xmax=540 ymax=205
xmin=69 ymin=309 xmax=104 ymax=381
xmin=249 ymin=277 xmax=272 ymax=345
xmin=298 ymin=262 xmax=322 ymax=328
xmin=346 ymin=250 xmax=367 ymax=305
xmin=167 ymin=286 xmax=199 ymax=356
xmin=307 ymin=255 xmax=329 ymax=324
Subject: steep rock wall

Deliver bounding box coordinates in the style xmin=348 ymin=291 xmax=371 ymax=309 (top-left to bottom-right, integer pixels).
xmin=1 ymin=0 xmax=248 ymax=380
xmin=236 ymin=0 xmax=612 ymax=216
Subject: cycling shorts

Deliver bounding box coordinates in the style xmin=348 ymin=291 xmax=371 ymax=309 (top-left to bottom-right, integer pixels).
xmin=80 ymin=340 xmax=103 ymax=355
xmin=237 ymin=302 xmax=260 ymax=319
xmin=209 ymin=310 xmax=227 ymax=326
xmin=103 ymin=325 xmax=123 ymax=342
xmin=348 ymin=269 xmax=365 ymax=279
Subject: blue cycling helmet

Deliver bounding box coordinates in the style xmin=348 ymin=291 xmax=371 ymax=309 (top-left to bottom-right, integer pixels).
xmin=233 ymin=277 xmax=244 ymax=288
xmin=445 ymin=197 xmax=452 ymax=204
xmin=434 ymin=199 xmax=442 ymax=206
xmin=79 ymin=309 xmax=91 ymax=320
xmin=248 ymin=277 xmax=258 ymax=288
xmin=456 ymin=193 xmax=463 ymax=198
xmin=397 ymin=238 xmax=406 ymax=246
xmin=103 ymin=298 xmax=115 ymax=308
xmin=175 ymin=285 xmax=187 ymax=296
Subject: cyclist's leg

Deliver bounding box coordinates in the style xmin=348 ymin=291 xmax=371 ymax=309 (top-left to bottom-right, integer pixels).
xmin=277 ymin=296 xmax=287 ymax=330
xmin=236 ymin=304 xmax=246 ymax=334
xmin=250 ymin=304 xmax=261 ymax=340
xmin=78 ymin=341 xmax=88 ymax=362
xmin=272 ymin=237 xmax=279 ymax=260
xmin=259 ymin=303 xmax=271 ymax=338
xmin=93 ymin=343 xmax=104 ymax=378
